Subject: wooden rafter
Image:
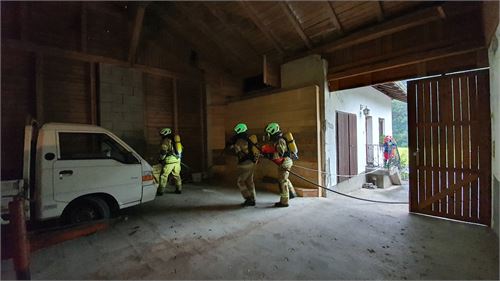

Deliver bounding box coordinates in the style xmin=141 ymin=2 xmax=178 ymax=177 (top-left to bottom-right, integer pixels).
xmin=375 ymin=1 xmax=385 ymax=22
xmin=325 ymin=1 xmax=344 ymax=35
xmin=5 ymin=39 xmax=202 ymax=81
xmin=279 ymin=2 xmax=312 ymax=49
xmin=301 ymin=5 xmax=447 ymax=58
xmin=175 ymin=2 xmax=246 ymax=66
xmin=128 ymin=4 xmax=147 ymax=64
xmin=327 ymin=41 xmax=485 ymax=81
xmin=239 ymin=1 xmax=285 ymax=55
xmin=202 ymin=3 xmax=261 ymax=59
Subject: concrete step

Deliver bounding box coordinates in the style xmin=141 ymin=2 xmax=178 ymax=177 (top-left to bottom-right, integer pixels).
xmin=295 ymin=187 xmax=319 ymax=197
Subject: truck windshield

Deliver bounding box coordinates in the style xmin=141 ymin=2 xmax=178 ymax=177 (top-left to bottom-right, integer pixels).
xmin=58 ymin=132 xmax=139 ymax=164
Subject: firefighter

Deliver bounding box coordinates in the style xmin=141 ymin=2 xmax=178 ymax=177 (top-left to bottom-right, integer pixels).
xmin=226 ymin=123 xmax=259 ymax=206
xmin=262 ymin=122 xmax=297 ymax=208
xmin=158 ymin=127 xmax=182 ymax=195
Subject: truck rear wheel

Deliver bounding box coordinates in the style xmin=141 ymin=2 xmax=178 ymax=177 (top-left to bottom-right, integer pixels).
xmin=66 ymin=196 xmax=110 ymax=224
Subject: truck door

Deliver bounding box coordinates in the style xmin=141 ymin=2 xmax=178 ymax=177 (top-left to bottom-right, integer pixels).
xmin=53 ymin=132 xmax=142 ymax=205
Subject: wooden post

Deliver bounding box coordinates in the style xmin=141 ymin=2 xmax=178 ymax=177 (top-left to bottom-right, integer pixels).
xmin=172 ymin=79 xmax=178 ymax=133
xmin=89 ymin=62 xmax=97 ymax=125
xmin=9 ymin=197 xmax=30 ymax=280
xmin=35 ymin=55 xmax=44 ymax=124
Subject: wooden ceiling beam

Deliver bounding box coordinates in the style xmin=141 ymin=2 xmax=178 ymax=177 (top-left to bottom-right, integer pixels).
xmin=174 ymin=3 xmax=246 ymax=67
xmin=128 ymin=4 xmax=147 ymax=65
xmin=327 ymin=41 xmax=484 ymax=81
xmin=300 ymin=4 xmax=453 ymax=58
xmin=239 ymin=1 xmax=285 ymax=55
xmin=325 ymin=2 xmax=344 ymax=35
xmin=202 ymin=3 xmax=261 ymax=60
xmin=4 ymin=38 xmax=202 ymax=81
xmin=279 ymin=2 xmax=312 ymax=49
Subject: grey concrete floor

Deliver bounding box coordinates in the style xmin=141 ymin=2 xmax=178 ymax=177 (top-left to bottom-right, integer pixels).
xmin=2 ymin=183 xmax=499 ymax=280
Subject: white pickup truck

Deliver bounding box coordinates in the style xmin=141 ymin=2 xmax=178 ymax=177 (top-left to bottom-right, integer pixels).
xmin=1 ymin=122 xmax=158 ymax=224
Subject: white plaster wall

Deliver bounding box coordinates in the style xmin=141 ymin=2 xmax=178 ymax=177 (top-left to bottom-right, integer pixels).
xmin=280 ymin=55 xmax=393 ymax=189
xmin=326 ymin=86 xmax=393 ymax=185
xmin=489 ymin=23 xmax=500 ymax=235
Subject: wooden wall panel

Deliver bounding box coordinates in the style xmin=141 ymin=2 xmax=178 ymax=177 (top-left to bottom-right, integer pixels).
xmin=143 ymin=74 xmax=174 ymax=162
xmin=226 ymin=86 xmax=321 ymax=190
xmin=1 ymin=48 xmax=34 ymax=180
xmin=42 ymin=57 xmax=90 ymax=124
xmin=178 ymin=80 xmax=204 ymax=172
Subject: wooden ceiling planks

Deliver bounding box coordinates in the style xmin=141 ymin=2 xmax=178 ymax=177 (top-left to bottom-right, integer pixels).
xmin=287 ymin=2 xmax=338 ymax=45
xmin=238 ymin=1 xmax=286 ymax=55
xmin=337 ymin=2 xmax=380 ymax=32
xmin=246 ymin=1 xmax=304 ymax=53
xmin=202 ymin=2 xmax=261 ymax=59
xmin=223 ymin=1 xmax=276 ymax=57
xmin=146 ymin=0 xmax=481 ymax=81
xmin=279 ymin=2 xmax=312 ymax=49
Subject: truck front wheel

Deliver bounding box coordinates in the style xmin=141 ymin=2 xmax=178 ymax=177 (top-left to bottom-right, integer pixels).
xmin=66 ymin=196 xmax=111 ymax=224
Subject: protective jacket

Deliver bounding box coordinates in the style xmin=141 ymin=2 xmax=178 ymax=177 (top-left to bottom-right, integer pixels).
xmin=227 ymin=133 xmax=258 ymax=164
xmin=160 ymin=135 xmax=180 ymax=164
xmin=262 ymin=134 xmax=289 ymax=165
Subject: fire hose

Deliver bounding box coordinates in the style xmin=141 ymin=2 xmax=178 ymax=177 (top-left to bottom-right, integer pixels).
xmin=220 ymin=142 xmax=408 ymax=204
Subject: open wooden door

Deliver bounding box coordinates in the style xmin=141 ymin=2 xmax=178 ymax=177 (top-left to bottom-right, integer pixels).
xmin=408 ymin=69 xmax=491 ymax=225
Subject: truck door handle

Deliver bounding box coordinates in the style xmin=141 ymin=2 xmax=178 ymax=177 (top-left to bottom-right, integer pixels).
xmin=59 ymin=170 xmax=73 ymax=178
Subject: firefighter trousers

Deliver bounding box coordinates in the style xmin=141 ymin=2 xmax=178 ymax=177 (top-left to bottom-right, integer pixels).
xmin=237 ymin=161 xmax=256 ymax=201
xmin=159 ymin=160 xmax=182 ymax=193
xmin=277 ymin=157 xmax=295 ymax=205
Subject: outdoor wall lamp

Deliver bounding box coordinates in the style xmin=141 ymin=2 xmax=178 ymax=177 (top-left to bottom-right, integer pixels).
xmin=360 ymin=105 xmax=370 ymax=116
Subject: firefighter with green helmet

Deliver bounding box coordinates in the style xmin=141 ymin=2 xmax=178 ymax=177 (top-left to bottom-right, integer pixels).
xmin=158 ymin=127 xmax=182 ymax=195
xmin=226 ymin=123 xmax=260 ymax=206
xmin=262 ymin=122 xmax=297 ymax=207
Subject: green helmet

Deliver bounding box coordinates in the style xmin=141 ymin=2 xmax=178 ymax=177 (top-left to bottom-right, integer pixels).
xmin=265 ymin=122 xmax=280 ymax=135
xmin=159 ymin=127 xmax=172 ymax=136
xmin=234 ymin=123 xmax=248 ymax=134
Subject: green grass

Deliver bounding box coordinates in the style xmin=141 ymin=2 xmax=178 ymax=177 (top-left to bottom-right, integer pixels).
xmin=398 ymin=147 xmax=409 ymax=180
xmin=398 ymin=147 xmax=408 ymax=167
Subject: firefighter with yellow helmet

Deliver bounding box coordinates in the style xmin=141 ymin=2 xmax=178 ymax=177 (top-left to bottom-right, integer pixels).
xmin=226 ymin=123 xmax=260 ymax=206
xmin=262 ymin=122 xmax=297 ymax=207
xmin=158 ymin=127 xmax=182 ymax=195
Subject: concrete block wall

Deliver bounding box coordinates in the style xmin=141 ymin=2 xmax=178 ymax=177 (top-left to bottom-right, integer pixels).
xmin=99 ymin=64 xmax=145 ymax=155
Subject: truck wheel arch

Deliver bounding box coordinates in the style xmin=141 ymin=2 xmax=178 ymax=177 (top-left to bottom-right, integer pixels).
xmin=62 ymin=193 xmax=120 ymax=220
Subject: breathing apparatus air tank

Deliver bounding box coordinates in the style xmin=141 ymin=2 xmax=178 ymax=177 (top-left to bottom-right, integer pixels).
xmin=284 ymin=132 xmax=298 ymax=158
xmin=248 ymin=134 xmax=260 ymax=156
xmin=174 ymin=134 xmax=183 ymax=156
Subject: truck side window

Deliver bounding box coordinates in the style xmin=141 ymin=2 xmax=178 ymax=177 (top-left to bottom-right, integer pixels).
xmin=58 ymin=132 xmax=139 ymax=164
